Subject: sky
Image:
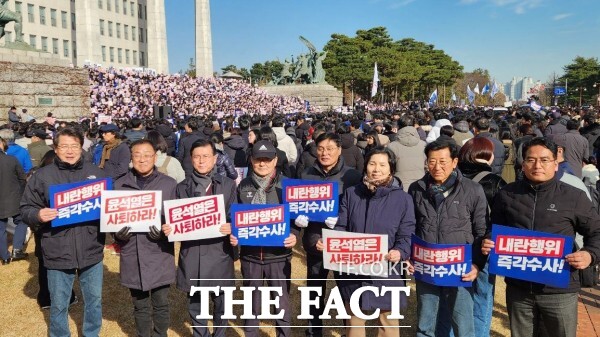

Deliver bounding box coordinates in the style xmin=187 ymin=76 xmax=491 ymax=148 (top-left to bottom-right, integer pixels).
xmin=165 ymin=0 xmax=600 ymax=85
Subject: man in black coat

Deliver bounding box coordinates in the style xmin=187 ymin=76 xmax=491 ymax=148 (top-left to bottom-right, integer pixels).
xmin=176 ymin=117 xmax=205 ymax=178
xmin=297 ymin=133 xmax=362 ymax=337
xmin=474 ymin=117 xmax=506 ymax=175
xmin=164 ymin=139 xmax=237 ymax=337
xmin=483 ymin=137 xmax=600 ymax=337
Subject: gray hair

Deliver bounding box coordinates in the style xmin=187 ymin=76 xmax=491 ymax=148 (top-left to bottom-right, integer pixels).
xmin=0 ymin=129 xmax=14 ymax=144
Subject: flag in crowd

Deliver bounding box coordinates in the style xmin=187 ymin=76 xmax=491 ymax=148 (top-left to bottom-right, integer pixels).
xmin=481 ymin=83 xmax=490 ymax=95
xmin=491 ymin=81 xmax=499 ymax=98
xmin=467 ymin=85 xmax=475 ymax=104
xmin=474 ymin=83 xmax=480 ymax=95
xmin=371 ymin=63 xmax=379 ymax=98
xmin=451 ymin=92 xmax=457 ymax=101
xmin=429 ymin=89 xmax=438 ymax=106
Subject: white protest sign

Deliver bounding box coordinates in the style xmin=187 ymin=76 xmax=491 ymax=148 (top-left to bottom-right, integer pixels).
xmin=163 ymin=195 xmax=226 ymax=242
xmin=100 ymin=190 xmax=162 ymax=232
xmin=322 ymin=229 xmax=388 ymax=277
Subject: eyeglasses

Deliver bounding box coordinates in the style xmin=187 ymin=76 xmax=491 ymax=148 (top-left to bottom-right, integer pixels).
xmin=427 ymin=160 xmax=452 ymax=167
xmin=524 ymin=158 xmax=555 ymax=167
xmin=317 ymin=147 xmax=339 ymax=154
xmin=132 ymin=154 xmax=155 ymax=160
xmin=56 ymin=144 xmax=82 ymax=151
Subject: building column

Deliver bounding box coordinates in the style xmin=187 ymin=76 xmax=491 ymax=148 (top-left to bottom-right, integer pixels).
xmin=195 ymin=0 xmax=213 ymax=78
xmin=146 ymin=0 xmax=169 ymax=74
xmin=74 ymin=0 xmax=101 ymax=66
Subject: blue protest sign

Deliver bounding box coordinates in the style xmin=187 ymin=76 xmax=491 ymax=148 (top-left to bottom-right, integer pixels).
xmin=282 ymin=179 xmax=339 ymax=222
xmin=231 ymin=204 xmax=290 ymax=247
xmin=411 ymin=234 xmax=472 ymax=287
xmin=489 ymin=224 xmax=573 ymax=288
xmin=554 ymin=87 xmax=566 ymax=96
xmin=49 ymin=178 xmax=112 ymax=227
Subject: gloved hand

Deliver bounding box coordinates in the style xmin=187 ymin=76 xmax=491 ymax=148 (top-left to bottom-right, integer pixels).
xmin=148 ymin=225 xmax=165 ymax=240
xmin=115 ymin=226 xmax=132 ymax=242
xmin=324 ymin=217 xmax=338 ymax=229
xmin=295 ymin=215 xmax=309 ymax=228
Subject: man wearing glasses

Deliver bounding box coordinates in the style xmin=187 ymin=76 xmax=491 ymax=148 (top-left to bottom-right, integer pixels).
xmin=21 ymin=128 xmax=107 ymax=337
xmin=483 ymin=137 xmax=600 ymax=337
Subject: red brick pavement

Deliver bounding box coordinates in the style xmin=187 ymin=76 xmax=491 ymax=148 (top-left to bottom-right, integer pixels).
xmin=578 ymin=286 xmax=600 ymax=337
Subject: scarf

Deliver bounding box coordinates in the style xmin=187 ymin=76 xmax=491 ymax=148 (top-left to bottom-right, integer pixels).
xmin=191 ymin=169 xmax=213 ymax=197
xmin=426 ymin=170 xmax=458 ymax=210
xmin=99 ymin=139 xmax=121 ymax=169
xmin=250 ymin=170 xmax=277 ymax=204
xmin=362 ymin=174 xmax=393 ymax=193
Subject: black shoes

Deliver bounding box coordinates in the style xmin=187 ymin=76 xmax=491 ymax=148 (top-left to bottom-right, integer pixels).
xmin=10 ymin=249 xmax=28 ymax=261
xmin=1 ymin=259 xmax=9 ymax=265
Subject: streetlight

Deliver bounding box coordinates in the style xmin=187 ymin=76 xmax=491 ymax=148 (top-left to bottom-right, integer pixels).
xmin=594 ymin=83 xmax=600 ymax=108
xmin=579 ymin=87 xmax=587 ymax=106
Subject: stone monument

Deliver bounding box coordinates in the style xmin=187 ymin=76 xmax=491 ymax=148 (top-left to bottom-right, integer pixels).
xmin=261 ymin=36 xmax=343 ymax=110
xmin=195 ymin=0 xmax=213 ymax=78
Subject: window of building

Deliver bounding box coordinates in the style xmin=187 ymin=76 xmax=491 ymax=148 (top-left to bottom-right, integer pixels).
xmin=106 ymin=0 xmax=111 ymax=11
xmin=125 ymin=49 xmax=130 ymax=64
xmin=123 ymin=0 xmax=127 ymax=15
xmin=139 ymin=27 xmax=144 ymax=43
xmin=50 ymin=9 xmax=57 ymax=26
xmin=71 ymin=13 xmax=76 ymax=30
xmin=138 ymin=4 xmax=142 ymax=18
xmin=63 ymin=40 xmax=69 ymax=57
xmin=116 ymin=23 xmax=121 ymax=38
xmin=41 ymin=36 xmax=48 ymax=52
xmin=130 ymin=2 xmax=134 ymax=17
xmin=61 ymin=11 xmax=67 ymax=28
xmin=98 ymin=0 xmax=103 ymax=9
xmin=108 ymin=21 xmax=113 ymax=37
xmin=131 ymin=26 xmax=136 ymax=41
xmin=144 ymin=5 xmax=147 ymax=20
xmin=99 ymin=20 xmax=104 ymax=35
xmin=27 ymin=4 xmax=34 ymax=23
xmin=39 ymin=6 xmax=46 ymax=25
xmin=124 ymin=24 xmax=128 ymax=39
xmin=109 ymin=47 xmax=114 ymax=62
xmin=133 ymin=50 xmax=137 ymax=65
xmin=72 ymin=41 xmax=77 ymax=58
xmin=29 ymin=35 xmax=36 ymax=48
xmin=140 ymin=51 xmax=145 ymax=66
xmin=15 ymin=2 xmax=22 ymax=14
xmin=52 ymin=38 xmax=58 ymax=54
xmin=115 ymin=0 xmax=119 ymax=13
xmin=102 ymin=46 xmax=106 ymax=62
xmin=118 ymin=48 xmax=122 ymax=63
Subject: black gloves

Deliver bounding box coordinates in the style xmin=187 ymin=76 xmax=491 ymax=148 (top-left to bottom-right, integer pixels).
xmin=115 ymin=226 xmax=132 ymax=242
xmin=147 ymin=225 xmax=165 ymax=241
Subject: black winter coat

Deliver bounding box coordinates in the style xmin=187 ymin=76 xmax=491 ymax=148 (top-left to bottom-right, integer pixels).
xmin=475 ymin=132 xmax=506 ymax=175
xmin=223 ymin=135 xmax=249 ymax=167
xmin=458 ymin=162 xmax=507 ymax=206
xmin=102 ymin=141 xmax=131 ymax=180
xmin=299 ymin=157 xmax=362 ymax=256
xmin=175 ymin=173 xmax=237 ymax=291
xmin=296 ymin=142 xmax=318 ymax=178
xmin=236 ymin=172 xmax=300 ymax=263
xmin=340 ymin=133 xmax=364 ymax=173
xmin=176 ymin=130 xmax=205 ymax=178
xmin=0 ymin=151 xmax=26 ymax=218
xmin=115 ymin=170 xmax=177 ymax=291
xmin=408 ymin=171 xmax=489 ymax=269
xmin=491 ymin=178 xmax=600 ymax=294
xmin=20 ymin=158 xmax=107 ymax=270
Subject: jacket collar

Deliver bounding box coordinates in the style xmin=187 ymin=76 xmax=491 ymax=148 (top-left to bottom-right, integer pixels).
xmin=54 ymin=156 xmax=84 ymax=170
xmin=312 ymin=156 xmax=346 ymax=177
xmin=524 ymin=176 xmax=558 ymax=192
xmin=185 ymin=170 xmax=224 ymax=196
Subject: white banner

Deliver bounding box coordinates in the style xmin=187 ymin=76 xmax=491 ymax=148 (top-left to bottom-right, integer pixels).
xmin=100 ymin=190 xmax=162 ymax=232
xmin=322 ymin=229 xmax=388 ymax=277
xmin=164 ymin=195 xmax=226 ymax=242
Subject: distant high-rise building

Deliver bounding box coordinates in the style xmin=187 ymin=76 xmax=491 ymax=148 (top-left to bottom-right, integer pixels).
xmin=1 ymin=0 xmax=168 ymax=73
xmin=504 ymin=77 xmax=542 ymax=102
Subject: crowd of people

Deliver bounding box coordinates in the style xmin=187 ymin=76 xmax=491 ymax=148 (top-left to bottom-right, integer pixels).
xmin=2 ymin=70 xmax=600 ymax=337
xmin=88 ymin=67 xmax=308 ymax=118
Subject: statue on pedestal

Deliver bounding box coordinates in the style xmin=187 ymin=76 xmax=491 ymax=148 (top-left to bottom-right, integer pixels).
xmin=0 ymin=0 xmax=24 ymax=43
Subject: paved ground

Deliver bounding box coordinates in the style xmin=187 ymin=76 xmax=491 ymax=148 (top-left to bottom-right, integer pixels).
xmin=578 ymin=286 xmax=600 ymax=336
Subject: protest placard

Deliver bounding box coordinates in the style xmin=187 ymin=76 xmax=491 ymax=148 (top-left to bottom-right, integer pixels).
xmin=282 ymin=179 xmax=339 ymax=222
xmin=164 ymin=195 xmax=226 ymax=242
xmin=100 ymin=190 xmax=162 ymax=232
xmin=322 ymin=229 xmax=388 ymax=277
xmin=489 ymin=224 xmax=573 ymax=288
xmin=49 ymin=178 xmax=112 ymax=227
xmin=411 ymin=234 xmax=472 ymax=287
xmin=231 ymin=204 xmax=290 ymax=247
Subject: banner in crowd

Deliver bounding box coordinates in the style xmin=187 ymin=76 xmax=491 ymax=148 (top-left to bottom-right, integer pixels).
xmin=164 ymin=195 xmax=226 ymax=242
xmin=489 ymin=224 xmax=573 ymax=288
xmin=100 ymin=190 xmax=162 ymax=232
xmin=282 ymin=179 xmax=339 ymax=222
xmin=235 ymin=167 xmax=248 ymax=186
xmin=411 ymin=235 xmax=473 ymax=287
xmin=49 ymin=178 xmax=112 ymax=227
xmin=231 ymin=204 xmax=290 ymax=247
xmin=322 ymin=229 xmax=388 ymax=277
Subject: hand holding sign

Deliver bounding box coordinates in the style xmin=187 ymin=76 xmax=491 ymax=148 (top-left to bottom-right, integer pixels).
xmin=230 ymin=235 xmax=238 ymax=247
xmin=162 ymin=224 xmax=172 ymax=237
xmin=316 ymin=238 xmax=324 ymax=252
xmin=39 ymin=208 xmax=58 ymax=223
xmin=220 ymin=223 xmax=232 ymax=235
xmin=284 ymin=234 xmax=297 ymax=248
xmin=462 ymin=264 xmax=479 ymax=282
xmin=295 ymin=215 xmax=309 ymax=228
xmin=565 ymin=250 xmax=593 ymax=270
xmin=482 ymin=238 xmax=495 ymax=255
xmin=386 ymin=249 xmax=401 ymax=263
